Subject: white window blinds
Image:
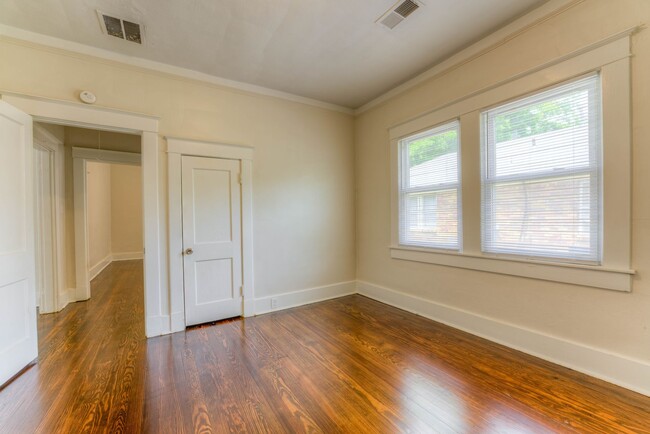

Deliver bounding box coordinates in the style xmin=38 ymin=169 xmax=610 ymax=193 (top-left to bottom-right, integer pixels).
xmin=481 ymin=74 xmax=602 ymax=262
xmin=399 ymin=120 xmax=461 ymax=249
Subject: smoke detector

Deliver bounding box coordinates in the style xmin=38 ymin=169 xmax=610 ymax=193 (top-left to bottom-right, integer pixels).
xmin=377 ymin=0 xmax=421 ymax=29
xmin=97 ymin=10 xmax=144 ymax=44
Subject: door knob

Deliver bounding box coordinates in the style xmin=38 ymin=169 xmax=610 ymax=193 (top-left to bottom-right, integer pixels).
xmin=184 ymin=248 xmax=194 ymax=255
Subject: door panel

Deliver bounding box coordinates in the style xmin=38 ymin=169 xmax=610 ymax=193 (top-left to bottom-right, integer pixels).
xmin=195 ymin=258 xmax=233 ymax=304
xmin=0 ymin=101 xmax=37 ymax=386
xmin=182 ymin=156 xmax=242 ymax=326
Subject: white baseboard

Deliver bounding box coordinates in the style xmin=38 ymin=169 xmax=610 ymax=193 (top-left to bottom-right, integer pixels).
xmin=357 ymin=280 xmax=650 ymax=397
xmin=55 ymin=287 xmax=75 ymax=312
xmin=255 ymin=281 xmax=356 ymax=315
xmin=112 ymin=251 xmax=144 ymax=261
xmin=170 ymin=311 xmax=185 ymax=333
xmin=88 ymin=254 xmax=112 ymax=281
xmin=146 ymin=314 xmax=171 ymax=338
xmin=88 ymin=252 xmax=143 ymax=282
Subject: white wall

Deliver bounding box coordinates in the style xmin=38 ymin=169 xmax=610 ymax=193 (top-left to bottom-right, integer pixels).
xmin=85 ymin=161 xmax=112 ymax=275
xmin=355 ymin=0 xmax=650 ymax=365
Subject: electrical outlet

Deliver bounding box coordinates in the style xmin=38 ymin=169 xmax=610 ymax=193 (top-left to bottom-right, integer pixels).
xmin=270 ymin=298 xmax=278 ymax=310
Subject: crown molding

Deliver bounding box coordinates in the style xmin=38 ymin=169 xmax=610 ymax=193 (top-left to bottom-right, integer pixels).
xmin=355 ymin=0 xmax=586 ymax=115
xmin=0 ymin=24 xmax=354 ymax=115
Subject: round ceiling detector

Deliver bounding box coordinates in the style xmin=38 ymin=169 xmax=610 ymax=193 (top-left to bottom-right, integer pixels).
xmin=79 ymin=90 xmax=97 ymax=104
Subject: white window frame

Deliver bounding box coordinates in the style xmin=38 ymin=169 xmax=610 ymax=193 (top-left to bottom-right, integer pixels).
xmin=480 ymin=74 xmax=602 ymax=264
xmin=398 ymin=120 xmax=462 ymax=251
xmin=389 ymin=33 xmax=634 ymax=292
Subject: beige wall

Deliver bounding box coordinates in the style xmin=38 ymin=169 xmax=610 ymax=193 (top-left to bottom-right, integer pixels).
xmin=86 ymin=161 xmax=112 ymax=270
xmin=355 ymin=0 xmax=650 ymax=362
xmin=36 ymin=122 xmax=64 ymax=143
xmin=0 ymin=36 xmax=356 ymax=301
xmin=65 ymin=127 xmax=141 ymax=153
xmin=78 ymin=160 xmax=143 ymax=277
xmin=110 ymin=164 xmax=143 ymax=255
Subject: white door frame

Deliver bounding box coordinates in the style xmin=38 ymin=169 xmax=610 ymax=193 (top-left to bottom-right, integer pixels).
xmin=167 ymin=137 xmax=254 ymax=331
xmin=0 ymin=92 xmax=165 ymax=338
xmin=72 ymin=147 xmax=141 ymax=300
xmin=32 ymin=124 xmax=65 ymax=313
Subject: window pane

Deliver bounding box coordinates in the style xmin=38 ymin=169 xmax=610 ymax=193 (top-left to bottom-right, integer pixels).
xmin=399 ymin=120 xmax=461 ymax=250
xmin=403 ymin=190 xmax=458 ymax=248
xmin=406 ymin=125 xmax=458 ymax=188
xmin=482 ymin=75 xmax=601 ymax=262
xmin=487 ymin=81 xmax=595 ymax=178
xmin=486 ymin=175 xmax=595 ymax=259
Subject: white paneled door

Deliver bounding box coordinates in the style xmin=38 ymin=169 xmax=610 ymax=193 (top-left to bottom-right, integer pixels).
xmin=182 ymin=156 xmax=243 ymax=326
xmin=0 ymin=101 xmax=37 ymax=386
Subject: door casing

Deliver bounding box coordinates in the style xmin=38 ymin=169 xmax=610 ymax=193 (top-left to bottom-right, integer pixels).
xmin=32 ymin=124 xmax=66 ymax=313
xmin=167 ymin=137 xmax=255 ymax=331
xmin=1 ymin=92 xmax=165 ymax=338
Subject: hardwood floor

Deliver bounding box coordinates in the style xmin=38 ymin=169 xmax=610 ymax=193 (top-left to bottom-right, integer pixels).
xmin=1 ymin=261 xmax=649 ymax=433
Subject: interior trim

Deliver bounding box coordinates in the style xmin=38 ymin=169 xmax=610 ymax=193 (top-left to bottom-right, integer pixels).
xmin=0 ymin=26 xmax=354 ymax=115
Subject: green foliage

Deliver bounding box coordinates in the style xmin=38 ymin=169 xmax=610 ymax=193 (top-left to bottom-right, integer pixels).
xmin=408 ymin=130 xmax=458 ymax=167
xmin=494 ymin=92 xmax=587 ymax=142
xmin=407 ymin=90 xmax=589 ymax=167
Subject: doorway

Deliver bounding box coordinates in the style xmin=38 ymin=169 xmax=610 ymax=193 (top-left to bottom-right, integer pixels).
xmin=32 ymin=123 xmax=144 ymax=315
xmin=71 ymin=132 xmax=143 ymax=302
xmin=0 ymin=95 xmax=162 ymax=387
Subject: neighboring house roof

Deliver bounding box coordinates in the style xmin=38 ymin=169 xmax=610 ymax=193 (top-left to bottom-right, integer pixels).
xmin=409 ymin=124 xmax=591 ymax=188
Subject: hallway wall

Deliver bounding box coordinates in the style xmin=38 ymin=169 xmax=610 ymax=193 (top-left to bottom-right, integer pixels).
xmin=86 ymin=161 xmax=112 ymax=275
xmin=111 ymin=164 xmax=143 ymax=257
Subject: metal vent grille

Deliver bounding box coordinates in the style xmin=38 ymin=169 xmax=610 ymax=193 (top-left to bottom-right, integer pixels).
xmin=394 ymin=0 xmax=419 ymax=18
xmin=97 ymin=11 xmax=143 ymax=44
xmin=122 ymin=20 xmax=142 ymax=44
xmin=378 ymin=0 xmax=420 ymax=29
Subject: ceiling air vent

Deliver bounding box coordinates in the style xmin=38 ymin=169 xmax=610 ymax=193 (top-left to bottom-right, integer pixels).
xmin=377 ymin=0 xmax=420 ymax=29
xmin=97 ymin=11 xmax=143 ymax=44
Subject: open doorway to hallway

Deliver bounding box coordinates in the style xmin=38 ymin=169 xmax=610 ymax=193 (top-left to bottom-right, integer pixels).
xmin=32 ymin=122 xmax=144 ymax=334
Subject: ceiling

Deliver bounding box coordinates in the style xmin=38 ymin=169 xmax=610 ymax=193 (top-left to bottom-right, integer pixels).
xmin=0 ymin=0 xmax=547 ymax=108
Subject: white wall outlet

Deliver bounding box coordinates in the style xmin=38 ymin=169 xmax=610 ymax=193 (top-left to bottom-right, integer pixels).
xmin=270 ymin=298 xmax=278 ymax=310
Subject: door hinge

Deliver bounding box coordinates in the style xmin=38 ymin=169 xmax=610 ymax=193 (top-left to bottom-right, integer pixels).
xmin=238 ymin=173 xmax=242 ymax=184
xmin=240 ymin=286 xmax=243 ymax=296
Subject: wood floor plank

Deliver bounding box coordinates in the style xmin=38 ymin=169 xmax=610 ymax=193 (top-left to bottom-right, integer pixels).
xmin=1 ymin=260 xmax=649 ymax=433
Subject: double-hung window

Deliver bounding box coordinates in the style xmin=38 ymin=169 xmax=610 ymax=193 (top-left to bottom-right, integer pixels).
xmin=481 ymin=74 xmax=602 ymax=262
xmin=399 ymin=120 xmax=461 ymax=250
xmin=391 ymin=37 xmax=632 ymax=291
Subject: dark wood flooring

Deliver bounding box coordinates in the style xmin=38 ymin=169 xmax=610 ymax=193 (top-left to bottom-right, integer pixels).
xmin=0 ymin=260 xmax=649 ymax=433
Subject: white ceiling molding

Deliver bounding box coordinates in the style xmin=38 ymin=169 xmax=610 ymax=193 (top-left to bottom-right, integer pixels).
xmin=0 ymin=24 xmax=354 ymax=115
xmin=355 ymin=0 xmax=585 ymax=115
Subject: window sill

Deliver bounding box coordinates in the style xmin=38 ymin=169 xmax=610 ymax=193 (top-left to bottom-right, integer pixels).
xmin=389 ymin=246 xmax=634 ymax=292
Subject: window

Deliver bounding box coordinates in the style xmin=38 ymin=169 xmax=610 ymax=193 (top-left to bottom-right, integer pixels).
xmin=481 ymin=74 xmax=602 ymax=262
xmin=390 ymin=36 xmax=633 ymax=291
xmin=399 ymin=120 xmax=461 ymax=249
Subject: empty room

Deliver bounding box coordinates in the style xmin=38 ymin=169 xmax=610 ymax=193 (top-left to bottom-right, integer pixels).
xmin=0 ymin=0 xmax=649 ymax=432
